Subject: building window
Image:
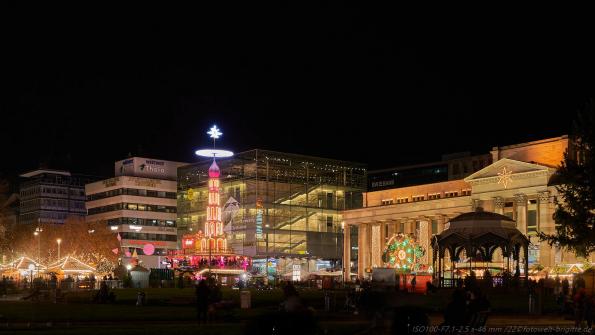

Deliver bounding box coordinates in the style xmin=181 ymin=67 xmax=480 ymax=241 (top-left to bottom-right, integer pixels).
xmin=461 ymin=189 xmax=471 ymax=196
xmin=396 ymin=197 xmax=409 ymax=204
xmin=327 ymin=193 xmax=333 ymax=209
xmin=412 ymin=195 xmax=425 ymax=202
xmin=445 ymin=191 xmax=459 ymax=198
xmin=528 ymin=200 xmax=537 ymax=233
xmin=428 ymin=193 xmax=441 ymax=200
xmin=381 ymin=199 xmax=394 ymax=206
xmin=398 ymin=222 xmax=405 ymax=233
xmin=431 ymin=220 xmax=438 ymax=234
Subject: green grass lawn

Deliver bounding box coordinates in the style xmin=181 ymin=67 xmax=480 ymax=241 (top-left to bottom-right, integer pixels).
xmin=0 ymin=288 xmax=367 ymax=335
xmin=0 ymin=286 xmax=560 ymax=335
xmin=0 ymin=288 xmax=348 ymax=322
xmin=64 ymin=287 xmax=345 ymax=309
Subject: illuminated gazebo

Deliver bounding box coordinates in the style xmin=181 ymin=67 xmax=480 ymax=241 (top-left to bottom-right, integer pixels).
xmin=3 ymin=256 xmax=46 ymax=279
xmin=47 ymin=256 xmax=96 ymax=278
xmin=432 ymin=207 xmax=530 ymax=287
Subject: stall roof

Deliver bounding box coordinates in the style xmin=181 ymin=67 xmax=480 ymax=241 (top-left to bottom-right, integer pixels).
xmin=8 ymin=257 xmax=46 ymax=271
xmin=47 ymin=256 xmax=95 ymax=273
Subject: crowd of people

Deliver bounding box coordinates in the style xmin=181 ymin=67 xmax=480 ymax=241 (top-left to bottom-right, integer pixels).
xmin=550 ymin=275 xmax=595 ymax=328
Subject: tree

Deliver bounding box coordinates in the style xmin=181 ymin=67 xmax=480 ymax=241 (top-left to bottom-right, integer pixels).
xmin=7 ymin=217 xmax=119 ymax=273
xmin=540 ymin=99 xmax=595 ymax=257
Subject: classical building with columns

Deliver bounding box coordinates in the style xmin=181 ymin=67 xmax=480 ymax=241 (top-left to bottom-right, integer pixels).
xmin=343 ymin=135 xmax=587 ymax=281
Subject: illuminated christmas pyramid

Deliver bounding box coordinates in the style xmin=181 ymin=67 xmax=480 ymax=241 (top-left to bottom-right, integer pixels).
xmin=180 ymin=125 xmax=249 ymax=271
xmin=197 ymin=158 xmax=228 ymax=253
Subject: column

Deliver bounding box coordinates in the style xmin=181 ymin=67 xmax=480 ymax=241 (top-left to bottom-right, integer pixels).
xmin=343 ymin=224 xmax=351 ymax=282
xmin=357 ymin=223 xmax=370 ymax=279
xmin=538 ymin=191 xmax=554 ymax=267
xmin=386 ymin=220 xmax=396 ymax=240
xmin=380 ymin=221 xmax=387 ymax=246
xmin=357 ymin=223 xmax=365 ymax=278
xmin=401 ymin=218 xmax=412 ymax=235
xmin=371 ymin=223 xmax=382 ymax=268
xmin=366 ymin=224 xmax=372 ymax=273
xmin=405 ymin=219 xmax=415 ymax=236
xmin=418 ymin=219 xmax=430 ymax=266
xmin=437 ymin=215 xmax=446 ymax=233
xmin=398 ymin=219 xmax=406 ymax=234
xmin=493 ymin=197 xmax=504 ymax=215
xmin=515 ymin=193 xmax=528 ymax=234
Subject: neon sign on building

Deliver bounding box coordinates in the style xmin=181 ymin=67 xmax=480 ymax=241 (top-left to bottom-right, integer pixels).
xmin=256 ymin=198 xmax=264 ymax=240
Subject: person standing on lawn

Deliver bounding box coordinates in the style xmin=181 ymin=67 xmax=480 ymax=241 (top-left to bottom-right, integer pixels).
xmin=195 ymin=280 xmax=210 ymax=324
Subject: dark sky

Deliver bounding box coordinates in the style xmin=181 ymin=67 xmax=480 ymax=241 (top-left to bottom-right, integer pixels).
xmin=1 ymin=7 xmax=593 ymax=178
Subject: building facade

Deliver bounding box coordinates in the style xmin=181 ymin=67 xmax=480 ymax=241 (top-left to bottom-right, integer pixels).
xmin=368 ymin=152 xmax=492 ymax=192
xmin=343 ymin=136 xmax=584 ymax=281
xmin=177 ymin=149 xmax=367 ymax=277
xmin=19 ymin=170 xmax=95 ymax=225
xmin=85 ymin=157 xmax=187 ymax=268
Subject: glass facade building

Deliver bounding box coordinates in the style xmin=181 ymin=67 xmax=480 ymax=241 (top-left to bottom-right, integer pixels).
xmin=177 ymin=150 xmax=366 ymax=266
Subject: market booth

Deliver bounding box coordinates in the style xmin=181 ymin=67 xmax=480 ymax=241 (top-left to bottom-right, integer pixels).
xmin=130 ymin=265 xmax=150 ymax=288
xmin=3 ymin=256 xmax=46 ymax=282
xmin=308 ymin=270 xmax=350 ymax=289
xmin=47 ymin=256 xmax=96 ymax=288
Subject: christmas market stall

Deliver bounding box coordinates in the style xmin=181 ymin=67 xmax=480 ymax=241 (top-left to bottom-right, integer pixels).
xmin=47 ymin=256 xmax=96 ymax=279
xmin=3 ymin=256 xmax=46 ymax=283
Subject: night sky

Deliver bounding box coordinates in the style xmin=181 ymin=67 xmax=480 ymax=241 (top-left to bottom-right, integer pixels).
xmin=1 ymin=7 xmax=593 ymax=178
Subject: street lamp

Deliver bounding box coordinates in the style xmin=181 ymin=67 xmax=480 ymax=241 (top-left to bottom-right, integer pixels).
xmin=33 ymin=228 xmax=42 ymax=263
xmin=57 ymin=238 xmax=62 ymax=260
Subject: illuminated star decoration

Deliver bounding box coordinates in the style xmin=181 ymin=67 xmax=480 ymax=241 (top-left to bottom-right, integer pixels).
xmin=207 ymin=125 xmax=222 ymax=139
xmin=497 ymin=166 xmax=513 ymax=189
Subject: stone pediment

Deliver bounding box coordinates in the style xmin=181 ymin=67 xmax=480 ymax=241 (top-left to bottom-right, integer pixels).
xmin=464 ymin=158 xmax=554 ymax=188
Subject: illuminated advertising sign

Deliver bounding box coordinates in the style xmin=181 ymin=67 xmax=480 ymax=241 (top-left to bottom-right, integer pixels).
xmin=256 ymin=198 xmax=263 ymax=239
xmin=183 ymin=238 xmax=195 ymax=249
xmin=114 ymin=157 xmax=186 ymax=180
xmin=124 ymin=240 xmax=169 ymax=247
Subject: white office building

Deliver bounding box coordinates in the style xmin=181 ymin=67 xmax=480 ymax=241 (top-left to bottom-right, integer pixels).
xmin=86 ymin=157 xmax=187 ymax=268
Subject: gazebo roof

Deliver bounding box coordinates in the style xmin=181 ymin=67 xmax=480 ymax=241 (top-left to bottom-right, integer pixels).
xmin=437 ymin=207 xmax=528 ymax=243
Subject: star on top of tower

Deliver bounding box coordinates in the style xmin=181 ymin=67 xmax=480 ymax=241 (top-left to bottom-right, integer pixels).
xmin=497 ymin=166 xmax=513 ymax=189
xmin=207 ymin=125 xmax=222 ymax=139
